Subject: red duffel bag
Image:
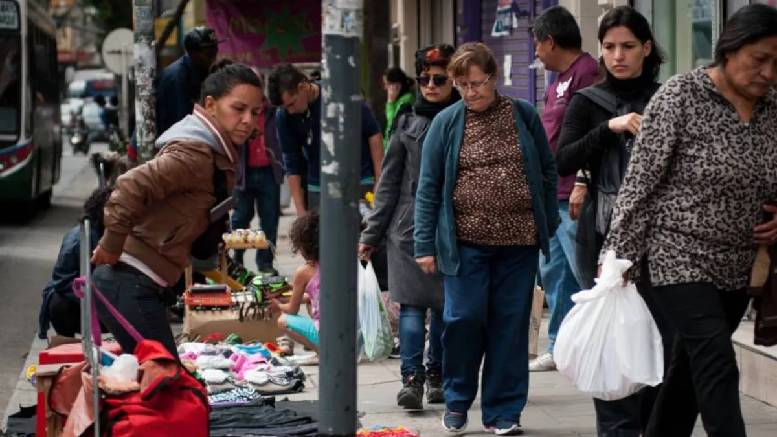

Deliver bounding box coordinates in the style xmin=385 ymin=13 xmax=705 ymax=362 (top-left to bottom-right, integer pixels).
xmin=101 ymin=340 xmax=208 ymax=437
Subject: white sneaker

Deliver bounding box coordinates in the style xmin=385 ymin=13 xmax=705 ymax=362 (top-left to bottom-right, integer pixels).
xmin=529 ymin=352 xmax=556 ymax=372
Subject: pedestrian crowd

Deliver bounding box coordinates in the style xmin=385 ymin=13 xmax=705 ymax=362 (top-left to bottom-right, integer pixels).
xmin=35 ymin=3 xmax=777 ymax=437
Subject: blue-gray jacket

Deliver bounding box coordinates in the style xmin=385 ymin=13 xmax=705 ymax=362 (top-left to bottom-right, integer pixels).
xmin=414 ymin=98 xmax=559 ymax=276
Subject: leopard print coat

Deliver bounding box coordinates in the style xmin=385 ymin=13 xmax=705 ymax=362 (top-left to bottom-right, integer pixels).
xmin=602 ymin=67 xmax=777 ymax=291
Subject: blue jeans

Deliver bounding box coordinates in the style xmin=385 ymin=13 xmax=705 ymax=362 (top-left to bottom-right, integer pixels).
xmin=442 ymin=243 xmax=537 ymax=426
xmin=539 ymin=201 xmax=582 ymax=354
xmin=231 ymin=166 xmax=280 ymax=271
xmin=399 ymin=304 xmax=443 ymax=377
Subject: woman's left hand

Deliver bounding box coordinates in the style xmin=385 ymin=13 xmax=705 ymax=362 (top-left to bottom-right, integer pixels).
xmin=754 ymin=203 xmax=777 ymax=245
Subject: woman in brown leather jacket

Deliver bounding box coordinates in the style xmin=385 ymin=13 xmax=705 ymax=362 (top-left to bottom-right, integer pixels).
xmin=90 ymin=63 xmax=264 ymax=356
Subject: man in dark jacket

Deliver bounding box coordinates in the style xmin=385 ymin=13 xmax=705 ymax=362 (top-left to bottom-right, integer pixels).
xmin=155 ymin=26 xmax=220 ymax=135
xmin=232 ymin=71 xmax=284 ymax=275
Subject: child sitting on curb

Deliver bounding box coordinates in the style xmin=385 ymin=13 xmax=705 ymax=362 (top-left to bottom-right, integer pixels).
xmin=272 ymin=211 xmax=320 ymax=354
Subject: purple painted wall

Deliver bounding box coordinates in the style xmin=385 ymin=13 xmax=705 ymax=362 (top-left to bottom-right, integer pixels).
xmin=475 ymin=0 xmax=557 ymax=107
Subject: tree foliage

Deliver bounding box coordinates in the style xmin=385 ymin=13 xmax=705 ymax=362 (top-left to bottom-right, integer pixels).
xmin=85 ymin=0 xmax=133 ymax=32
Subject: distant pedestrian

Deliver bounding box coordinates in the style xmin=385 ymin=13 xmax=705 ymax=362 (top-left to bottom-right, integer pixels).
xmin=156 ymin=26 xmax=221 ymax=135
xmin=360 ymin=44 xmax=460 ymax=411
xmin=414 ymin=42 xmax=558 ymax=435
xmin=382 ymin=67 xmax=415 ymax=150
xmin=556 ymin=6 xmax=671 ymax=435
xmin=602 ymin=5 xmax=777 ymax=437
xmin=91 ymin=64 xmax=264 ymax=356
xmin=231 ymin=69 xmax=284 ymax=276
xmin=268 ymin=64 xmax=384 ymax=214
xmin=529 ymin=5 xmax=599 ymax=373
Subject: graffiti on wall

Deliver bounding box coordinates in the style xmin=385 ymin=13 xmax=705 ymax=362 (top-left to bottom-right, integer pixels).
xmin=206 ymin=0 xmax=321 ymax=67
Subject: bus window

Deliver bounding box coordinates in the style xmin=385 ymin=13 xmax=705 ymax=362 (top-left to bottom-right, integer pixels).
xmin=0 ymin=36 xmax=20 ymax=141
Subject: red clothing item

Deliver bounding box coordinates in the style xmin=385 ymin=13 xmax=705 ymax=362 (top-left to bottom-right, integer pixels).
xmin=248 ymin=107 xmax=271 ymax=168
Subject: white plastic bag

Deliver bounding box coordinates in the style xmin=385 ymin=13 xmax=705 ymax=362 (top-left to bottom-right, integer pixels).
xmin=357 ymin=261 xmax=393 ymax=361
xmin=554 ymin=250 xmax=664 ymax=400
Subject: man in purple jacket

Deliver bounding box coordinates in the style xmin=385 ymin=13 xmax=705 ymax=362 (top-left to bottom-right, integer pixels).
xmin=530 ymin=6 xmax=599 ymax=372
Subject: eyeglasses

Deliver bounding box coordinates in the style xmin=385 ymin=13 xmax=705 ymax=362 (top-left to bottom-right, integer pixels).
xmin=453 ymin=75 xmax=492 ymax=92
xmin=416 ymin=74 xmax=448 ymax=87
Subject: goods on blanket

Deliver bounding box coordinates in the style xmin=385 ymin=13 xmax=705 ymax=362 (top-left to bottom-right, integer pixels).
xmin=357 ymin=426 xmax=420 ymax=437
xmin=222 ymin=229 xmax=268 ymax=249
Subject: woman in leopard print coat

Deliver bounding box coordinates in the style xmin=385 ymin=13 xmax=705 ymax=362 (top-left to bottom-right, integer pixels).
xmin=602 ymin=5 xmax=777 ymax=436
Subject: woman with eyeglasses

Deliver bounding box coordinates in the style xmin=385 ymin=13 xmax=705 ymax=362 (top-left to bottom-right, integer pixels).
xmin=360 ymin=45 xmax=460 ymax=411
xmin=414 ymin=42 xmax=558 ymax=435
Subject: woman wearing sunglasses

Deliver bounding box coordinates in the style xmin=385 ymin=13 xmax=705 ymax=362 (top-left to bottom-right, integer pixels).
xmin=414 ymin=42 xmax=558 ymax=435
xmin=360 ymin=44 xmax=460 ymax=411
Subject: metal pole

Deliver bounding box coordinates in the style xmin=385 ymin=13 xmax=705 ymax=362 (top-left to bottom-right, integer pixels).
xmin=319 ymin=1 xmax=364 ymax=436
xmin=121 ymin=48 xmax=129 ymax=139
xmin=133 ymin=0 xmax=157 ymax=163
xmin=155 ymin=0 xmax=191 ymax=55
xmin=79 ymin=219 xmax=99 ymax=436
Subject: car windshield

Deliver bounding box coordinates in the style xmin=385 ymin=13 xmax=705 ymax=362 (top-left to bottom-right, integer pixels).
xmin=0 ymin=33 xmax=20 ymax=138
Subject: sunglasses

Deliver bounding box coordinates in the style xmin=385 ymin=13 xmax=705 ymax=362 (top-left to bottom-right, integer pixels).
xmin=416 ymin=74 xmax=448 ymax=87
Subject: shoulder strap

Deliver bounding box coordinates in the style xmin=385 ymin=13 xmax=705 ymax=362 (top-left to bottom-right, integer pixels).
xmin=576 ymin=86 xmax=618 ymax=115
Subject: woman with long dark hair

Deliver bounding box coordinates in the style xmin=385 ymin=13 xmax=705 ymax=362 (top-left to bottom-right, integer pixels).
xmin=603 ymin=4 xmax=777 ymax=436
xmin=556 ymin=6 xmax=670 ymax=436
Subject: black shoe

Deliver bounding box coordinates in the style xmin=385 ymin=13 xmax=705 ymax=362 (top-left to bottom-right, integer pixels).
xmin=426 ymin=369 xmax=444 ymax=404
xmin=397 ymin=374 xmax=424 ymax=410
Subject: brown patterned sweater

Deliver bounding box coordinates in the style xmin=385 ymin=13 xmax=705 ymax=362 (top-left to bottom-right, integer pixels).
xmin=453 ymin=95 xmax=537 ymax=246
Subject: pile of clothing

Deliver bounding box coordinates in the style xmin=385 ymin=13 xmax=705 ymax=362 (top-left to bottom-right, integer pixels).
xmin=178 ymin=342 xmax=306 ymax=406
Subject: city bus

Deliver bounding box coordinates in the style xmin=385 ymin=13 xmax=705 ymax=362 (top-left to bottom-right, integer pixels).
xmin=0 ymin=0 xmax=61 ymax=210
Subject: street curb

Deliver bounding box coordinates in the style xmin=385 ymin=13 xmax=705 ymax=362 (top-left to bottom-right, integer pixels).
xmin=1 ymin=336 xmax=47 ymax=433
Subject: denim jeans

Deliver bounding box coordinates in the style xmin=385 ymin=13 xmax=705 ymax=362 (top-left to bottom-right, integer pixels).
xmin=92 ymin=263 xmax=178 ymax=357
xmin=231 ymin=166 xmax=280 ymax=271
xmin=539 ymin=201 xmax=581 ymax=354
xmin=442 ymin=243 xmax=537 ymax=426
xmin=399 ymin=304 xmax=443 ymax=377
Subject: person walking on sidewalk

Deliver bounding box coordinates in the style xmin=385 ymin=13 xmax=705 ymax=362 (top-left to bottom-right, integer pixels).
xmin=268 ymin=64 xmax=384 ymax=214
xmin=156 ymin=26 xmax=221 ymax=135
xmin=231 ymin=70 xmax=284 ymax=276
xmin=556 ymin=7 xmax=671 ymax=435
xmin=529 ymin=5 xmax=599 ymax=373
xmin=602 ymin=5 xmax=777 ymax=437
xmin=91 ymin=64 xmax=264 ymax=356
xmin=382 ymin=67 xmax=415 ymax=150
xmin=414 ymin=42 xmax=558 ymax=436
xmin=359 ymin=44 xmax=460 ymax=411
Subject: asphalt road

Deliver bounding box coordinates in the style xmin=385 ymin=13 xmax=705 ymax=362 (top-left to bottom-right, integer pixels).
xmin=0 ymin=143 xmax=105 ymax=413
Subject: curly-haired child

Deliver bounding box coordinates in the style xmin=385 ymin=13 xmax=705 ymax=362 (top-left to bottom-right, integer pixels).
xmin=272 ymin=211 xmax=320 ymax=353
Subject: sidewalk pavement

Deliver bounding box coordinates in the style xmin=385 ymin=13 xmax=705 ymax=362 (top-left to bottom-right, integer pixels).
xmin=5 ymin=206 xmax=777 ymax=435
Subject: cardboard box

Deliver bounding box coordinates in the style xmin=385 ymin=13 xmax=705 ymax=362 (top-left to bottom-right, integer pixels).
xmin=183 ymin=306 xmax=283 ymax=342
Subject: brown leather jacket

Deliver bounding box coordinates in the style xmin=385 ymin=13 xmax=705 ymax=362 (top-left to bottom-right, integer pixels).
xmin=99 ymin=106 xmax=237 ymax=285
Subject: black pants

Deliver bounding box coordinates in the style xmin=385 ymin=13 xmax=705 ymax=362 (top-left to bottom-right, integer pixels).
xmin=644 ymin=283 xmax=750 ymax=437
xmin=593 ymin=269 xmax=675 ymax=437
xmin=48 ymin=292 xmax=81 ymax=337
xmin=92 ymin=263 xmax=178 ymax=357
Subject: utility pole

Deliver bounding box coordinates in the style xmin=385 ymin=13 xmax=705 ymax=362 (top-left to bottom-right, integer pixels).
xmin=319 ymin=1 xmax=364 ymax=436
xmin=133 ymin=0 xmax=156 ymax=162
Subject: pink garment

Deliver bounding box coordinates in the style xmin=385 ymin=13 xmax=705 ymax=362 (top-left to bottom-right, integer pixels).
xmin=305 ymin=265 xmax=321 ymax=329
xmin=231 ymin=353 xmax=267 ymax=380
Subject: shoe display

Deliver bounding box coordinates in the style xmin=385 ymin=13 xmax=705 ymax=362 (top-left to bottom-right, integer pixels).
xmin=425 ymin=369 xmax=444 ymax=404
xmin=529 ymin=352 xmax=557 ymax=372
xmin=397 ymin=374 xmax=424 ymax=410
xmin=442 ymin=409 xmax=468 ymax=434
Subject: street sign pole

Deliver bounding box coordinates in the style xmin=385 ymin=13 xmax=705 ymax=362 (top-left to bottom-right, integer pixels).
xmin=319 ymin=1 xmax=364 ymax=436
xmin=133 ymin=0 xmax=156 ymax=163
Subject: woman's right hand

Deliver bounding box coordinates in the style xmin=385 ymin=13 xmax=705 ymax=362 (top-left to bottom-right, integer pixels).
xmin=91 ymin=245 xmax=119 ymax=265
xmin=358 ymin=243 xmax=374 ymax=260
xmin=608 ymin=112 xmax=642 ymax=135
xmin=416 ymin=256 xmax=436 ymax=274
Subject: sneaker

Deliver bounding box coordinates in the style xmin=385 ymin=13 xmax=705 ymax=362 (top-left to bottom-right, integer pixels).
xmin=529 ymin=352 xmax=556 ymax=372
xmin=442 ymin=409 xmax=468 ymax=434
xmin=484 ymin=420 xmax=523 ymax=435
xmin=425 ymin=369 xmax=444 ymax=404
xmin=397 ymin=374 xmax=424 ymax=410
xmin=389 ymin=337 xmax=401 ymax=359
